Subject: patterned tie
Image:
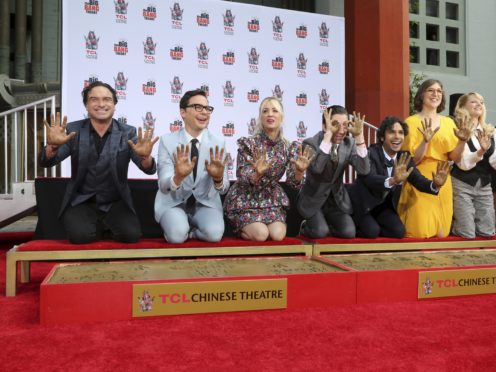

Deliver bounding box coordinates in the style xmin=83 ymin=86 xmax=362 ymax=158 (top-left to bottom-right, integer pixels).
xmin=330 ymin=144 xmax=338 ymax=163
xmin=384 ymin=157 xmax=394 ymax=168
xmin=190 ymin=138 xmax=199 ymax=180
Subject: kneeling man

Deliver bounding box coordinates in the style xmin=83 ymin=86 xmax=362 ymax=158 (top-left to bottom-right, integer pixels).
xmin=155 ymin=89 xmax=229 ymax=243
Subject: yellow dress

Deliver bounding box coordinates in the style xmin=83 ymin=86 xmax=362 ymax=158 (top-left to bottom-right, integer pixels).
xmin=397 ymin=115 xmax=458 ymax=238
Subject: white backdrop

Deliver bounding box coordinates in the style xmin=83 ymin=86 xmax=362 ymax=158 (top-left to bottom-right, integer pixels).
xmin=62 ymin=0 xmax=345 ymax=179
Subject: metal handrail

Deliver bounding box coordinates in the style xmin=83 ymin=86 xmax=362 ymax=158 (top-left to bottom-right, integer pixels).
xmin=0 ymin=96 xmax=57 ymax=196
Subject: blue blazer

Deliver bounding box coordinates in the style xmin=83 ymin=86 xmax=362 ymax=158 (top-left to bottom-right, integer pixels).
xmin=154 ymin=128 xmax=230 ymax=222
xmin=39 ymin=118 xmax=156 ymax=217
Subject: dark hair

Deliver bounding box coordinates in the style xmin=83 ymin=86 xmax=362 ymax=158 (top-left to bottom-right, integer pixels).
xmin=179 ymin=89 xmax=207 ymax=109
xmin=377 ymin=116 xmax=408 ymax=142
xmin=321 ymin=105 xmax=348 ymax=125
xmin=413 ymin=79 xmax=446 ymax=113
xmin=82 ymin=81 xmax=117 ymax=105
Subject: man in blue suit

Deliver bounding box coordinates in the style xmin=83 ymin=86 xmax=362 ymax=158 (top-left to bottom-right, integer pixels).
xmin=155 ymin=89 xmax=229 ymax=243
xmin=40 ymin=81 xmax=158 ymax=244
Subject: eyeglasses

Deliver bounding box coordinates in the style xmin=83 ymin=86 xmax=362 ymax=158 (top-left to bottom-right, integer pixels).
xmin=426 ymin=88 xmax=443 ymax=95
xmin=186 ymin=104 xmax=214 ymax=113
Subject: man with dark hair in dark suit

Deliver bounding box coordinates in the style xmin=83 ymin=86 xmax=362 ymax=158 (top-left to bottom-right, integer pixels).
xmin=347 ymin=116 xmax=449 ymax=238
xmin=40 ymin=81 xmax=158 ymax=244
xmin=297 ymin=105 xmax=370 ymax=238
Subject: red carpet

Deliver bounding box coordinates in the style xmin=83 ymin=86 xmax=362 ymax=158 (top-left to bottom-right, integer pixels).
xmin=2 ymin=247 xmax=496 ymax=371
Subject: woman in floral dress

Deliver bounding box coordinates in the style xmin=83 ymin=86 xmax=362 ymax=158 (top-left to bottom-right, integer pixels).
xmin=224 ymin=97 xmax=313 ymax=241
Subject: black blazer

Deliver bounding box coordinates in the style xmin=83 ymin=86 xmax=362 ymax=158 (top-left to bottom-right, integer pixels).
xmin=39 ymin=118 xmax=156 ymax=217
xmin=347 ymin=143 xmax=436 ymax=218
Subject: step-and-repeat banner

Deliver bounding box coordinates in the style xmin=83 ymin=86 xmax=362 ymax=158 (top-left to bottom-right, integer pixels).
xmin=62 ymin=0 xmax=345 ymax=178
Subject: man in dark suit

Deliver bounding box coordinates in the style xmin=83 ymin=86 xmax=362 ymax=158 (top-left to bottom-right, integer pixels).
xmin=40 ymin=81 xmax=158 ymax=244
xmin=297 ymin=105 xmax=370 ymax=238
xmin=347 ymin=116 xmax=449 ymax=238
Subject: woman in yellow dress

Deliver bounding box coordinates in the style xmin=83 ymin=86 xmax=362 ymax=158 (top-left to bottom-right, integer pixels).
xmin=397 ymin=79 xmax=473 ymax=238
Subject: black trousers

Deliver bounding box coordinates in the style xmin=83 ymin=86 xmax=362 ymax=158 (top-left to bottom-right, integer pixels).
xmin=62 ymin=199 xmax=142 ymax=244
xmin=353 ymin=202 xmax=405 ymax=239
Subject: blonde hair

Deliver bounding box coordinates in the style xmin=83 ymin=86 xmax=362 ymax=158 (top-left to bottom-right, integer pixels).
xmin=254 ymin=97 xmax=289 ymax=145
xmin=454 ymin=92 xmax=486 ymax=126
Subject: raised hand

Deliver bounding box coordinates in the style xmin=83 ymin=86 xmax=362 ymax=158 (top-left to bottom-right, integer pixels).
xmin=418 ymin=117 xmax=440 ymax=143
xmin=432 ymin=161 xmax=450 ymax=189
xmin=348 ymin=111 xmax=365 ymax=137
xmin=323 ymin=108 xmax=339 ymax=135
xmin=43 ymin=112 xmax=75 ymax=146
xmin=291 ymin=144 xmax=314 ymax=173
xmin=453 ymin=116 xmax=475 ymax=142
xmin=249 ymin=146 xmax=273 ymax=176
xmin=173 ymin=144 xmax=196 ymax=179
xmin=205 ymin=145 xmax=227 ymax=182
xmin=392 ymin=152 xmax=414 ymax=185
xmin=128 ymin=127 xmax=159 ymax=158
xmin=476 ymin=127 xmax=492 ymax=153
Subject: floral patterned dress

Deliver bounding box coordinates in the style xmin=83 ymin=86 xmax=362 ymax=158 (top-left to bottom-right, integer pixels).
xmin=224 ymin=132 xmax=303 ymax=234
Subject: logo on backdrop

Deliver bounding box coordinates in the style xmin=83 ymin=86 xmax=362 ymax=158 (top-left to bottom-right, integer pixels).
xmin=319 ymin=21 xmax=329 ymax=46
xmin=247 ymin=88 xmax=259 ymax=103
xmin=272 ymin=85 xmax=284 ymax=101
xmin=84 ymin=0 xmax=100 ymax=14
xmin=169 ymin=119 xmax=183 ymax=133
xmin=296 ymin=121 xmax=307 ymax=140
xmin=296 ymin=52 xmax=307 ymax=78
xmin=114 ymin=0 xmax=128 ymax=23
xmin=247 ymin=18 xmax=260 ymax=33
xmin=319 ymin=89 xmax=330 ymax=107
xmin=117 ymin=116 xmax=127 ymax=125
xmin=114 ymin=72 xmax=128 ymax=100
xmin=197 ymin=42 xmax=209 ymax=68
xmin=200 ymin=84 xmax=210 ymax=97
xmin=84 ymin=31 xmax=99 ymax=59
xmin=272 ymin=16 xmax=283 ymax=41
xmin=142 ymin=80 xmax=156 ymax=96
xmin=170 ymin=45 xmax=184 ymax=60
xmin=248 ymin=48 xmax=259 ymax=73
xmin=296 ymin=92 xmax=307 ymax=106
xmin=223 ymin=9 xmax=235 ymax=35
xmin=223 ymin=51 xmax=235 ymax=65
xmin=226 ymin=152 xmax=234 ymax=179
xmin=83 ymin=75 xmax=99 ymax=88
xmin=170 ymin=76 xmax=183 ymax=102
xmin=113 ymin=40 xmax=128 ymax=56
xmin=170 ymin=2 xmax=183 ymax=29
xmin=247 ymin=118 xmax=256 ymax=135
xmin=144 ymin=36 xmax=157 ymax=64
xmin=197 ymin=11 xmax=210 ymax=27
xmin=142 ymin=112 xmax=156 ymax=130
xmin=223 ymin=80 xmax=235 ymax=106
xmin=319 ymin=60 xmax=330 ymax=74
xmin=143 ymin=5 xmax=157 ymax=20
xmin=222 ymin=122 xmax=235 ymax=137
xmin=296 ymin=25 xmax=307 ymax=39
xmin=272 ymin=56 xmax=284 ymax=70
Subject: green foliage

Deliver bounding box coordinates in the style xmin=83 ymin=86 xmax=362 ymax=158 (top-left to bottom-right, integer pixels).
xmin=409 ymin=71 xmax=426 ymax=115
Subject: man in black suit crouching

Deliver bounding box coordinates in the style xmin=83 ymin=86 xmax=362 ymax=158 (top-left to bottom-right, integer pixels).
xmin=347 ymin=116 xmax=450 ymax=238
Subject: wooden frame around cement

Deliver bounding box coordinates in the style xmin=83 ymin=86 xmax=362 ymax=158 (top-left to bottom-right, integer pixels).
xmin=311 ymin=239 xmax=496 ymax=255
xmin=5 ymin=243 xmax=313 ymax=296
